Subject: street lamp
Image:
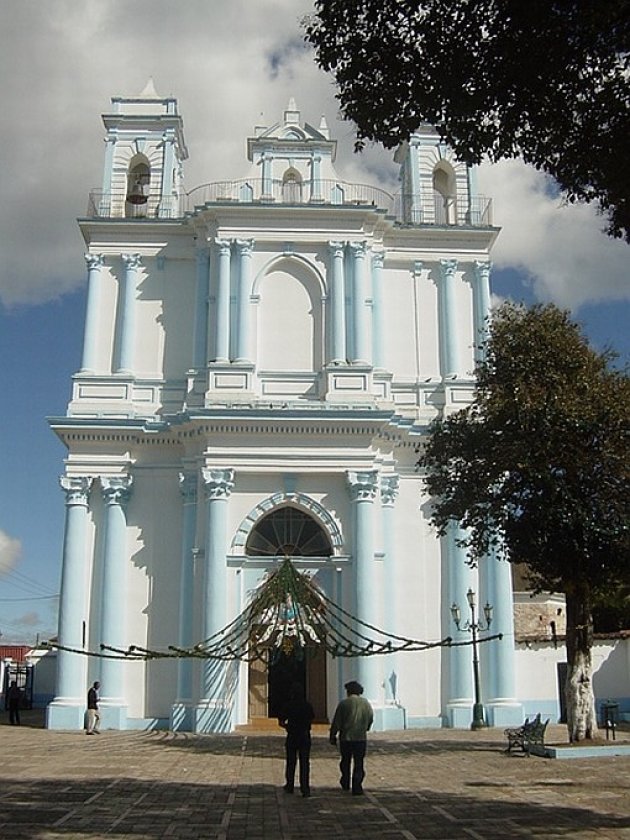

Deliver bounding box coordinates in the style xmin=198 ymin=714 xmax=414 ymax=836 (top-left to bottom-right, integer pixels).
xmin=451 ymin=588 xmax=493 ymax=731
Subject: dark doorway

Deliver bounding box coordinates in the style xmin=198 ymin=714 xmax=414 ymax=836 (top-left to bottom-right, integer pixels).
xmin=557 ymin=661 xmax=568 ymax=723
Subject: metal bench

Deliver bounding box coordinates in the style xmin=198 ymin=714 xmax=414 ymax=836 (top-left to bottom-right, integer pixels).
xmin=505 ymin=713 xmax=549 ymax=754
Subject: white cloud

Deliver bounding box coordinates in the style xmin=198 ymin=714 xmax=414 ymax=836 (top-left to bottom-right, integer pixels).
xmin=1 ymin=0 xmax=627 ymax=311
xmin=0 ymin=530 xmax=22 ymax=575
xmin=478 ymin=159 xmax=630 ymax=310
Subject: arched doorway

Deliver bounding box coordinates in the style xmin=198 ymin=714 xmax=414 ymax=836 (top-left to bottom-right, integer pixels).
xmin=245 ymin=506 xmax=332 ymax=721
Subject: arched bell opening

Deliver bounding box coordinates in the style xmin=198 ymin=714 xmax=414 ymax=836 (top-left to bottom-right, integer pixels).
xmin=245 ymin=506 xmax=331 ymax=722
xmin=432 ymin=162 xmax=457 ymax=224
xmin=125 ymin=158 xmax=151 ymax=217
xmin=281 ymin=167 xmax=303 ymax=204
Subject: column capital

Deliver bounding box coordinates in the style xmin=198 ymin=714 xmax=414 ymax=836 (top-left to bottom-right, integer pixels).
xmin=347 ymin=470 xmax=378 ymax=502
xmin=179 ymin=472 xmax=198 ymax=504
xmin=202 ymin=468 xmax=234 ymax=500
xmin=371 ymin=250 xmax=385 ymax=270
xmin=439 ymin=258 xmax=458 ymax=280
xmin=85 ymin=254 xmax=104 ymax=271
xmin=60 ymin=475 xmax=92 ymax=506
xmin=328 ymin=240 xmax=345 ymax=256
xmin=215 ymin=238 xmax=232 ymax=254
xmin=473 ymin=260 xmax=492 ymax=282
xmin=413 ymin=260 xmax=424 ymax=278
xmin=121 ymin=253 xmax=142 ymax=270
xmin=101 ymin=475 xmax=133 ymax=507
xmin=235 ymin=239 xmax=254 ymax=256
xmin=349 ymin=240 xmax=368 ymax=258
xmin=380 ymin=474 xmax=400 ymax=507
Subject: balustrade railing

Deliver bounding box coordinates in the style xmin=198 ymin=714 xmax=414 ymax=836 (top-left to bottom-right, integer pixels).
xmin=86 ymin=182 xmax=492 ymax=227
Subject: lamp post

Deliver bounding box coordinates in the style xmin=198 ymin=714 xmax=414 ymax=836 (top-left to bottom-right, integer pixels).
xmin=451 ymin=588 xmax=493 ymax=731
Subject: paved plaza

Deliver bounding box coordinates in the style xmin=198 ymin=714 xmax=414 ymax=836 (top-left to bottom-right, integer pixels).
xmin=2 ymin=713 xmax=630 ymax=840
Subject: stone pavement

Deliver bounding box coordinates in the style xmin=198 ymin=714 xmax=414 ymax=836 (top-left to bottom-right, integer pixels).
xmin=2 ymin=712 xmax=630 ymax=840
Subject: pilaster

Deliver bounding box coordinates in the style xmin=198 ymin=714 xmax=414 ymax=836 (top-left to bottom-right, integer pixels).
xmin=235 ymin=239 xmax=254 ymax=363
xmin=472 ymin=261 xmax=492 ymax=362
xmin=171 ymin=473 xmax=198 ymax=731
xmin=349 ymin=242 xmax=372 ymax=366
xmin=117 ymin=254 xmax=142 ymax=375
xmin=445 ymin=522 xmax=476 ymax=728
xmin=192 ymin=248 xmax=210 ymax=370
xmin=328 ymin=241 xmax=346 ymax=365
xmin=438 ymin=259 xmax=459 ymax=379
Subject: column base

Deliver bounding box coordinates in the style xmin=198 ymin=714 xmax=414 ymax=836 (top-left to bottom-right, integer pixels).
xmin=193 ymin=700 xmax=233 ymax=734
xmin=445 ymin=701 xmax=473 ymax=729
xmin=170 ymin=702 xmax=194 ymax=732
xmin=370 ymin=704 xmax=407 ymax=732
xmin=485 ymin=700 xmax=523 ymax=727
xmin=99 ymin=703 xmax=128 ymax=730
xmin=46 ymin=700 xmax=86 ymax=731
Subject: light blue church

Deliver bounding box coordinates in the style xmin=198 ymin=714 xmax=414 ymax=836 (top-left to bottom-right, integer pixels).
xmin=46 ymin=82 xmax=524 ymax=733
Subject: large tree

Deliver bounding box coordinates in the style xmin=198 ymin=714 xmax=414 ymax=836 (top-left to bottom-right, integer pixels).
xmin=304 ymin=0 xmax=630 ymax=241
xmin=417 ymin=303 xmax=630 ymax=741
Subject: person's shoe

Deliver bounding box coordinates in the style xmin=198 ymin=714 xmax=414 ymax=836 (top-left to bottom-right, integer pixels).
xmin=352 ymin=788 xmax=364 ymax=796
xmin=86 ymin=731 xmax=94 ymax=735
xmin=340 ymin=781 xmax=350 ymax=791
xmin=94 ymin=730 xmax=101 ymax=734
xmin=283 ymin=784 xmax=294 ymax=794
xmin=301 ymin=788 xmax=311 ymax=798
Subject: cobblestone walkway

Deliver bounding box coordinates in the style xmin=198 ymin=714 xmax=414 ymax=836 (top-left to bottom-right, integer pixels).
xmin=1 ymin=717 xmax=629 ymax=839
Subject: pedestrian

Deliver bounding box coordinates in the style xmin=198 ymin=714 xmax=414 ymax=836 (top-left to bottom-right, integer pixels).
xmin=7 ymin=680 xmax=22 ymax=726
xmin=86 ymin=681 xmax=101 ymax=734
xmin=278 ymin=681 xmax=315 ymax=798
xmin=329 ymin=680 xmax=374 ymax=795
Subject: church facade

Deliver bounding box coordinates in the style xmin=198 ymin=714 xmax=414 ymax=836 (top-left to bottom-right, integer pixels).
xmin=46 ymin=84 xmax=524 ymax=733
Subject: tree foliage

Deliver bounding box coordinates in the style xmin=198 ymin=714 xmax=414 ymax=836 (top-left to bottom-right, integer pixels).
xmin=417 ymin=303 xmax=630 ymax=739
xmin=305 ymin=0 xmax=630 ymax=241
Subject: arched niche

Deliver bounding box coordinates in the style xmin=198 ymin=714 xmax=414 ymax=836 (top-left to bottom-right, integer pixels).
xmin=256 ymin=258 xmax=324 ymax=372
xmin=281 ymin=167 xmax=303 ymax=203
xmin=432 ymin=161 xmax=457 ymax=224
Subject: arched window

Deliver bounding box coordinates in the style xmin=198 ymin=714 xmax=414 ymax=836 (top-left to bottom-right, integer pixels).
xmin=125 ymin=159 xmax=151 ymax=217
xmin=282 ymin=168 xmax=303 ymax=204
xmin=432 ymin=163 xmax=457 ymax=224
xmin=245 ymin=507 xmax=333 ymax=557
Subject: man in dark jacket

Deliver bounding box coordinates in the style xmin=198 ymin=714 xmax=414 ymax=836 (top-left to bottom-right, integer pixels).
xmin=7 ymin=680 xmax=22 ymax=726
xmin=278 ymin=681 xmax=315 ymax=797
xmin=329 ymin=680 xmax=374 ymax=795
xmin=86 ymin=681 xmax=101 ymax=734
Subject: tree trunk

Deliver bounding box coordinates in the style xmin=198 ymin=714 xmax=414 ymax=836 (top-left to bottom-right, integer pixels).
xmin=564 ymin=589 xmax=598 ymax=741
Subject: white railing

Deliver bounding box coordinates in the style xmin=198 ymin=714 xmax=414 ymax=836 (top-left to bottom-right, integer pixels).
xmin=87 ymin=183 xmax=493 ymax=227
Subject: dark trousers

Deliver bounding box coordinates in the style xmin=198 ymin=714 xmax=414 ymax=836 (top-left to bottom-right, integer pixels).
xmin=285 ymin=732 xmax=311 ymax=793
xmin=9 ymin=703 xmax=20 ymax=726
xmin=339 ymin=740 xmax=367 ymax=793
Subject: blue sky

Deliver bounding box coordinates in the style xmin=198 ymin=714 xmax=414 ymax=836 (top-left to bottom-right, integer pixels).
xmin=0 ymin=0 xmax=628 ymax=645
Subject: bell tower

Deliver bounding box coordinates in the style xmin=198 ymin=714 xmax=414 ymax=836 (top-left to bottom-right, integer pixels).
xmin=100 ymin=78 xmax=188 ymax=218
xmin=395 ymin=125 xmax=484 ymax=226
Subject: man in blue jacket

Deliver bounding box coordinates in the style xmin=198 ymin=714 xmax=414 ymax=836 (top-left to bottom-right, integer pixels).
xmin=329 ymin=680 xmax=374 ymax=795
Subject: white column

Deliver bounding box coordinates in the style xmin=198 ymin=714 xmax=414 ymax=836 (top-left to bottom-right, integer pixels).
xmin=445 ymin=521 xmax=476 ymax=728
xmin=380 ymin=474 xmax=399 ymax=703
xmin=159 ymin=130 xmax=175 ymax=218
xmin=438 ymin=259 xmax=459 ymax=378
xmin=472 ymin=260 xmax=492 ymax=362
xmin=349 ymin=242 xmax=371 ymax=365
xmin=46 ymin=476 xmax=93 ymax=730
xmin=235 ymin=240 xmax=254 ymax=363
xmin=99 ymin=475 xmax=133 ymax=729
xmin=347 ymin=470 xmax=380 ymax=703
xmin=328 ymin=241 xmax=346 ymax=364
xmin=214 ymin=239 xmax=232 ymax=363
xmin=171 ymin=473 xmax=198 ymax=731
xmin=371 ymin=251 xmax=385 ymax=369
xmin=195 ymin=467 xmax=235 ymax=733
xmin=117 ymin=254 xmax=142 ymax=374
xmin=192 ymin=248 xmax=210 ymax=369
xmin=81 ymin=255 xmax=105 ymax=373
xmin=479 ymin=546 xmax=522 ymax=726
xmin=311 ymin=153 xmax=322 ymax=201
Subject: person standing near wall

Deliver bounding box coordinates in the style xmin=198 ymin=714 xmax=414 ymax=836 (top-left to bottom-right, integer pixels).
xmin=86 ymin=681 xmax=101 ymax=734
xmin=329 ymin=680 xmax=374 ymax=795
xmin=7 ymin=680 xmax=23 ymax=726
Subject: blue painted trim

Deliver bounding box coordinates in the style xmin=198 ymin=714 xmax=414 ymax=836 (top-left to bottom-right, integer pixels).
xmin=406 ymin=716 xmax=444 ymax=729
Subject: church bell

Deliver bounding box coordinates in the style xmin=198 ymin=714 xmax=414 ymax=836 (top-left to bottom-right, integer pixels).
xmin=126 ymin=180 xmax=148 ymax=205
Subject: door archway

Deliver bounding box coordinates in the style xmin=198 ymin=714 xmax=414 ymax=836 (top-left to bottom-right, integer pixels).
xmin=245 ymin=506 xmax=331 ymax=721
